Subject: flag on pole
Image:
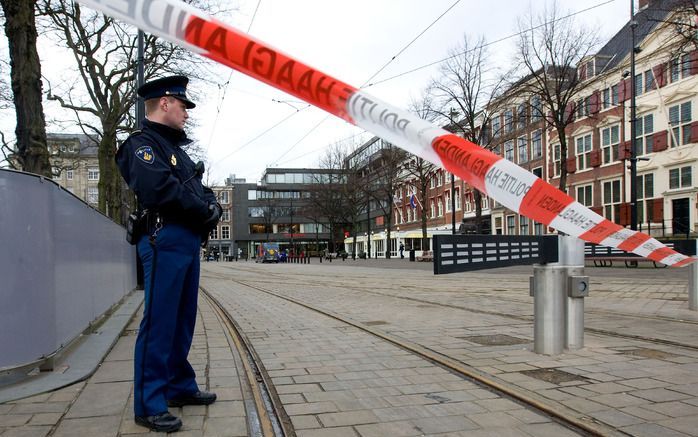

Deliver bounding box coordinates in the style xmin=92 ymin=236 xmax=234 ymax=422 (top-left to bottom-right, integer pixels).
xmin=409 ymin=194 xmax=418 ymax=209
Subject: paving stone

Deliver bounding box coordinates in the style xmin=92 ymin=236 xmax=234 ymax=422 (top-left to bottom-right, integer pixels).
xmin=290 ymin=415 xmax=321 ymax=430
xmin=630 ymin=388 xmax=692 ymax=402
xmin=411 ymin=415 xmax=480 ymax=434
xmin=203 ymin=416 xmax=248 ymax=436
xmin=318 ymin=410 xmax=378 ymax=427
xmin=588 ymin=408 xmax=646 ymax=427
xmin=296 ymin=427 xmax=360 ymax=437
xmin=285 ymin=401 xmax=338 ymax=416
xmin=52 ymin=415 xmax=121 ymax=437
xmin=643 ymin=401 xmax=698 ymax=417
xmin=0 ymin=426 xmax=53 ymax=437
xmin=354 ymin=420 xmax=425 ymax=437
xmin=620 ymin=422 xmax=692 ymax=437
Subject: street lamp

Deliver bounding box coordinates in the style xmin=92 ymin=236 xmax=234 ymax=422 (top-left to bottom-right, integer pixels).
xmin=629 ymin=0 xmax=638 ymax=231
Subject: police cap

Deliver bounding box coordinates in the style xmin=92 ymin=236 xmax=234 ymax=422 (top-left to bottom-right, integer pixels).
xmin=137 ymin=75 xmax=196 ymax=109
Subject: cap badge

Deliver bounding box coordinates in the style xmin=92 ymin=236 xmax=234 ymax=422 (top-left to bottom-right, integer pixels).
xmin=171 ymin=154 xmax=177 ymax=166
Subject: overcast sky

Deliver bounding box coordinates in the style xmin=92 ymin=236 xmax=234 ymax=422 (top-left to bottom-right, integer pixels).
xmin=2 ymin=0 xmax=633 ymax=184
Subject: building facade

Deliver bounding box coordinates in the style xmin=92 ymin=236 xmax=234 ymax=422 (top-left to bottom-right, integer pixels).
xmin=46 ymin=133 xmax=101 ymax=206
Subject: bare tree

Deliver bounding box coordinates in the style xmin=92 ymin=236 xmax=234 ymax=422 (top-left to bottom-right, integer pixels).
xmin=308 ymin=143 xmax=354 ymax=254
xmin=0 ymin=0 xmax=51 ymax=176
xmin=37 ymin=0 xmax=230 ymax=222
xmin=366 ymin=144 xmax=406 ymax=258
xmin=515 ymin=2 xmax=599 ymax=191
xmin=401 ymin=94 xmax=440 ymax=249
xmin=429 ymin=35 xmax=507 ymax=233
xmin=658 ymin=0 xmax=698 ymax=53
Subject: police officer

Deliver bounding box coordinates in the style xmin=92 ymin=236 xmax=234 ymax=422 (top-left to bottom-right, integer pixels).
xmin=116 ymin=75 xmax=219 ymax=433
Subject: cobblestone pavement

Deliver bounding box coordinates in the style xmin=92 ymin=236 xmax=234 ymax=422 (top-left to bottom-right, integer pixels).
xmin=1 ymin=260 xmax=697 ymax=436
xmin=200 ymin=260 xmax=698 ymax=436
xmin=0 ymin=297 xmax=246 ymax=437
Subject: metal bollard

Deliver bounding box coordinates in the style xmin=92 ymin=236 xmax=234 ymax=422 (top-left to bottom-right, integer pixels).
xmin=532 ymin=265 xmax=567 ymax=355
xmin=689 ymin=262 xmax=698 ymax=310
xmin=559 ymin=235 xmax=587 ymax=351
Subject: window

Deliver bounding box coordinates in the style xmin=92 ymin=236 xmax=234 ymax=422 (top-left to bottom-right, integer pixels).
xmin=517 ymin=103 xmax=526 ymax=129
xmin=506 ymin=215 xmax=516 ymax=235
xmin=430 ymin=200 xmax=435 ymax=218
xmin=531 ymin=96 xmax=542 ymax=122
xmin=454 ymin=188 xmax=461 ymax=210
xmin=52 ymin=167 xmax=60 ymax=179
xmin=445 ymin=190 xmax=451 ymax=212
xmin=248 ymin=189 xmax=257 ymax=200
xmin=602 ymin=88 xmax=610 ymax=110
xmin=532 ymin=167 xmax=543 ymax=178
xmin=644 ymin=69 xmax=655 ymax=92
xmin=611 ymin=84 xmax=619 ymax=106
xmin=669 ymin=101 xmax=692 ymax=147
xmin=603 ymin=179 xmax=621 ymax=223
xmin=437 ymin=171 xmax=444 ymax=186
xmin=437 ymin=198 xmax=443 ymax=217
xmin=669 ymin=166 xmax=692 ymax=189
xmin=670 ymin=54 xmax=691 ymax=82
xmin=637 ymin=173 xmax=654 ymax=224
xmin=519 ymin=217 xmax=529 ymax=235
xmin=66 ymin=170 xmax=73 ymax=181
xmin=210 ymin=228 xmax=218 ymax=239
xmin=430 ymin=175 xmax=436 ymax=189
xmin=464 ymin=191 xmax=473 ymax=212
xmin=492 ymin=115 xmax=501 ymax=137
xmin=504 ymin=140 xmax=514 ymax=161
xmin=531 ymin=130 xmax=542 ymax=159
xmin=575 ymin=134 xmax=592 ymax=170
xmin=248 ymin=207 xmax=264 ymax=217
xmin=221 ymin=226 xmax=230 ymax=239
xmin=87 ymin=168 xmax=99 ymax=181
xmin=601 ymin=124 xmax=620 ymax=164
xmin=576 ymin=184 xmax=593 ymax=206
xmin=494 ymin=217 xmax=503 ymax=235
xmin=219 ymin=191 xmax=229 ymax=204
xmin=634 ymin=73 xmax=643 ymax=96
xmin=517 ymin=136 xmax=528 ymax=163
xmin=221 ymin=209 xmax=230 ymax=221
xmin=504 ymin=109 xmax=513 ymax=133
xmin=553 ymin=143 xmax=561 ymax=177
xmin=635 ymin=114 xmax=654 ymax=156
xmin=87 ymin=187 xmax=98 ymax=204
xmin=534 ymin=221 xmax=545 ymax=235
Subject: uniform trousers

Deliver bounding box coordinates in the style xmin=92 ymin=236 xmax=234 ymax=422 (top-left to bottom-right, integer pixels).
xmin=134 ymin=223 xmax=201 ymax=416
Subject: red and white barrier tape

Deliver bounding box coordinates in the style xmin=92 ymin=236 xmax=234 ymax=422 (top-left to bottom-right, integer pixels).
xmin=77 ymin=0 xmax=694 ymax=267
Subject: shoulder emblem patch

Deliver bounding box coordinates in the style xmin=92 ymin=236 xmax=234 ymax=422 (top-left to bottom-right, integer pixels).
xmin=135 ymin=146 xmax=155 ymax=164
xmin=170 ymin=154 xmax=177 ymax=166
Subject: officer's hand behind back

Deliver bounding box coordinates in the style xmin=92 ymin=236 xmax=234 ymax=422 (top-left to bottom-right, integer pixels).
xmin=203 ymin=203 xmax=220 ymax=228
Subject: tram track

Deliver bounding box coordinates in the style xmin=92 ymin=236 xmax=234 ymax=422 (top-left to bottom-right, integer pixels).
xmin=203 ymin=270 xmax=627 ymax=436
xmin=200 ymin=288 xmax=295 ymax=437
xmin=206 ymin=265 xmax=698 ymax=352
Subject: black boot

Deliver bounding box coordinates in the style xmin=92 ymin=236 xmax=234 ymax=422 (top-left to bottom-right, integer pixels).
xmin=168 ymin=390 xmax=217 ymax=407
xmin=135 ymin=412 xmax=182 ymax=433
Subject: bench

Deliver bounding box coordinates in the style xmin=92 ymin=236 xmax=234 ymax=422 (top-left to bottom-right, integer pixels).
xmin=587 ymin=256 xmax=666 ymax=268
xmin=416 ymin=251 xmax=433 ymax=262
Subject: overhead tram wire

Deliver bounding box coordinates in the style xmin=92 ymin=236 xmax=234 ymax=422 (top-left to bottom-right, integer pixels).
xmin=272 ymin=0 xmax=614 ymax=167
xmin=365 ymin=0 xmax=618 ymax=88
xmin=267 ymin=0 xmax=464 ymax=168
xmin=230 ymin=0 xmax=617 ymax=170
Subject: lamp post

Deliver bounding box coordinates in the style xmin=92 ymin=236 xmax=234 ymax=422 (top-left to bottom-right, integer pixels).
xmin=451 ymin=173 xmax=456 ymax=234
xmin=629 ymin=0 xmax=638 ymax=230
xmin=135 ymin=30 xmax=145 ymax=124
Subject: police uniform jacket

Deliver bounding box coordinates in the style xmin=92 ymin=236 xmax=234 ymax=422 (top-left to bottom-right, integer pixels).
xmin=116 ymin=119 xmax=216 ymax=235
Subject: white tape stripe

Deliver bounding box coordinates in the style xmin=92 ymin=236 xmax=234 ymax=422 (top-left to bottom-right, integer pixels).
xmin=633 ymin=238 xmax=664 ymax=258
xmin=483 ymin=159 xmax=538 ymax=213
xmin=549 ymin=201 xmax=604 ymax=236
xmin=346 ymin=90 xmax=446 ymax=168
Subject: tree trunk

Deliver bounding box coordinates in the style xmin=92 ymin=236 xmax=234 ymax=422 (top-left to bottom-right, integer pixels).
xmin=557 ymin=126 xmax=568 ymax=192
xmin=97 ymin=127 xmax=124 ymax=222
xmin=474 ymin=189 xmax=484 ymax=234
xmin=1 ymin=0 xmax=50 ymax=176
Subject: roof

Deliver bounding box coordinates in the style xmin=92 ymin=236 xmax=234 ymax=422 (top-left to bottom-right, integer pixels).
xmin=596 ymin=0 xmax=684 ymax=71
xmin=46 ymin=133 xmax=99 ymax=156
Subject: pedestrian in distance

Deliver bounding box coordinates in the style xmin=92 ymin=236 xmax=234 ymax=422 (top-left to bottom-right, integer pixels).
xmin=399 ymin=242 xmax=405 ymax=259
xmin=115 ymin=75 xmax=220 ymax=433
